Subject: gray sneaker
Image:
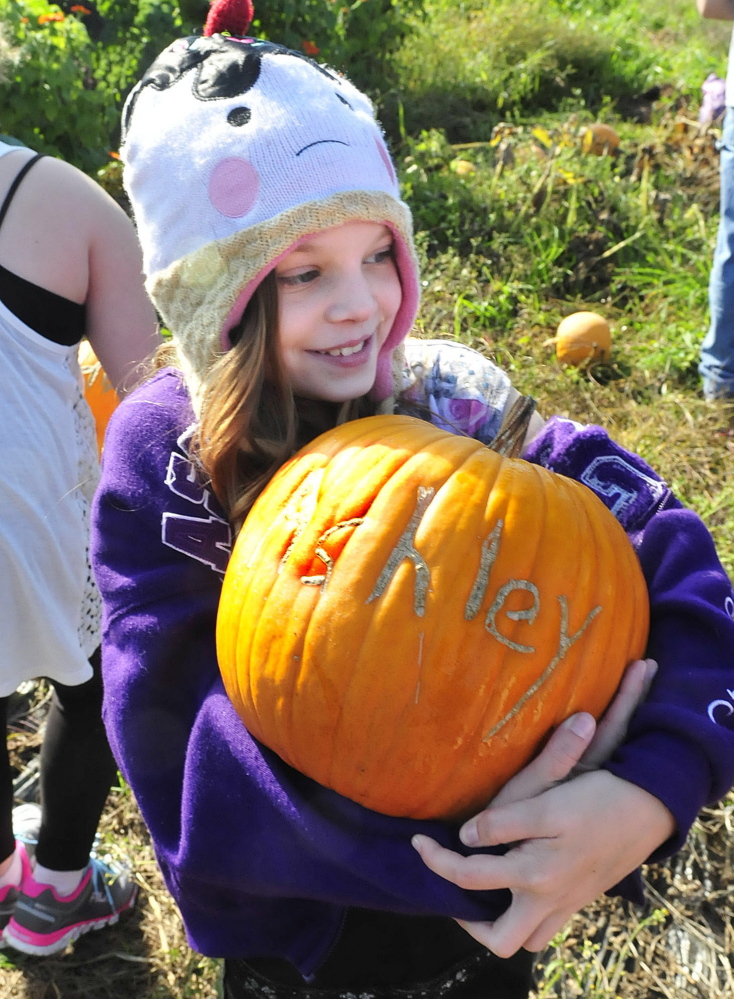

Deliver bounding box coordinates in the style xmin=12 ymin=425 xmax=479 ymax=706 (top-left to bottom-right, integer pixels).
xmin=0 ymin=842 xmax=32 ymax=932
xmin=2 ymin=853 xmax=137 ymax=955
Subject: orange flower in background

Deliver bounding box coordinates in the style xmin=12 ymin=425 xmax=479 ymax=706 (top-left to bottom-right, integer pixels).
xmin=302 ymin=40 xmax=319 ymax=55
xmin=70 ymin=4 xmax=92 ymax=13
xmin=38 ymin=11 xmax=65 ymax=23
xmin=108 ymin=151 xmax=121 ymax=160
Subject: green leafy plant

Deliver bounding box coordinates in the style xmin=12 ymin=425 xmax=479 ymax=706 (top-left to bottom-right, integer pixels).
xmin=252 ymin=0 xmax=425 ymax=96
xmin=0 ymin=0 xmax=187 ymax=170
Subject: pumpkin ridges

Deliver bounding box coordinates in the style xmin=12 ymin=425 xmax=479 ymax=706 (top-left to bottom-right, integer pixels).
xmin=618 ymin=477 xmax=649 ymax=659
xmin=537 ymin=474 xmax=603 ymax=729
xmin=321 ymin=454 xmax=571 ymax=817
xmin=452 ymin=461 xmax=603 ymax=816
xmin=554 ymin=472 xmax=642 ymax=722
xmin=585 ymin=478 xmax=628 ymax=716
xmin=400 ymin=457 xmax=545 ymax=816
xmin=287 ymin=439 xmax=448 ymax=776
xmin=222 ymin=460 xmax=331 ymax=761
xmin=327 ymin=446 xmax=499 ymax=810
xmin=543 ymin=474 xmax=608 ymax=728
xmin=309 ymin=413 xmax=449 ymax=466
xmin=250 ymin=556 xmax=325 ymax=766
xmin=249 ymin=426 xmax=465 ymax=777
xmin=549 ymin=475 xmax=601 ymax=725
xmin=416 ymin=455 xmax=642 ymax=817
xmin=609 ymin=489 xmax=648 ymax=666
xmin=316 ymin=437 xmax=486 ymax=790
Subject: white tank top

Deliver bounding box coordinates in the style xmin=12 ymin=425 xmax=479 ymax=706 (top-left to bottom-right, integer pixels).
xmin=0 ymin=141 xmax=100 ymax=694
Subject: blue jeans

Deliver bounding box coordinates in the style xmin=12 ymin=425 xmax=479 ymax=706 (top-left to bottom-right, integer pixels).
xmin=701 ymin=107 xmax=734 ymax=399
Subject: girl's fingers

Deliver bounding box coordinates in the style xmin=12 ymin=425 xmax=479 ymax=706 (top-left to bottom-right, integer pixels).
xmin=475 ymin=712 xmax=596 ymax=816
xmin=455 ymin=891 xmax=566 ymax=959
xmin=454 ymin=917 xmax=497 ymax=952
xmin=456 ymin=657 xmax=658 ymax=851
xmin=582 ymin=658 xmax=657 ymax=769
xmin=456 ymin=902 xmax=571 ymax=958
xmin=411 ymin=835 xmax=523 ymax=892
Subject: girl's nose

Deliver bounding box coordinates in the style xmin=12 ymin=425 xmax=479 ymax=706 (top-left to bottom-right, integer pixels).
xmin=325 ymin=269 xmax=376 ymax=324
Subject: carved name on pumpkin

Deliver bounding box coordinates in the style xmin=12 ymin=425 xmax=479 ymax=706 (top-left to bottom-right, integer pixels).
xmin=293 ymin=482 xmax=599 ymax=651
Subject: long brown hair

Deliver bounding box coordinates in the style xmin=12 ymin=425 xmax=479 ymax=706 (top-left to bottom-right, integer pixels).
xmin=191 ymin=271 xmax=375 ymax=531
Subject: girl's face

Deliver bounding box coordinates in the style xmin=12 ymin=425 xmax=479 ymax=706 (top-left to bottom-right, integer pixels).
xmin=274 ymin=222 xmax=402 ymax=402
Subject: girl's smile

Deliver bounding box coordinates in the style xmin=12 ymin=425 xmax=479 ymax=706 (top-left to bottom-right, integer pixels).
xmin=310 ymin=334 xmax=373 ymax=362
xmin=274 ymin=221 xmax=402 ymax=401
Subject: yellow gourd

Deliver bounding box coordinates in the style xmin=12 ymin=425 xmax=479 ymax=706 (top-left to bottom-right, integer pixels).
xmin=582 ymin=123 xmax=620 ymax=156
xmin=551 ymin=312 xmax=612 ymax=366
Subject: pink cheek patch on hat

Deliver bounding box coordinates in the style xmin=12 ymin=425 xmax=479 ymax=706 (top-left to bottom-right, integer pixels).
xmin=208 ymin=157 xmax=260 ymax=217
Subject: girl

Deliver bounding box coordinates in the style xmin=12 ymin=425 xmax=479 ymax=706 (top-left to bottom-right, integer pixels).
xmin=0 ymin=140 xmax=159 ymax=956
xmin=90 ymin=2 xmax=734 ymax=996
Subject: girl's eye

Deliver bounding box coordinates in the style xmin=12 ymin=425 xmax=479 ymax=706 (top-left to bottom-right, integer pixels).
xmin=277 ymin=268 xmax=319 ymax=287
xmin=367 ymin=246 xmax=394 ymax=265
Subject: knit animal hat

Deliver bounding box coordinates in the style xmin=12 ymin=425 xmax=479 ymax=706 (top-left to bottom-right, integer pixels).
xmin=121 ymin=0 xmax=419 ymax=408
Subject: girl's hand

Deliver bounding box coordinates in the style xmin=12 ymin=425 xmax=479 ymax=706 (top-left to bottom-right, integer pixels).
xmin=412 ymin=658 xmax=673 ymax=958
xmin=486 ymin=657 xmax=657 ymax=811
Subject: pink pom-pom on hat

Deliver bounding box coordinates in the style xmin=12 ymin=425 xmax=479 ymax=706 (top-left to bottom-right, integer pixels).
xmin=204 ymin=0 xmax=254 ymax=37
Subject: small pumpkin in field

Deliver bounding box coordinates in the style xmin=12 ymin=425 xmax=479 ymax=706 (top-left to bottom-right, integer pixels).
xmin=581 ymin=123 xmax=620 ymax=156
xmin=216 ymin=414 xmax=648 ymax=821
xmin=77 ymin=340 xmax=119 ymax=455
xmin=450 ymin=158 xmax=477 ymax=177
xmin=551 ymin=312 xmax=612 ymax=366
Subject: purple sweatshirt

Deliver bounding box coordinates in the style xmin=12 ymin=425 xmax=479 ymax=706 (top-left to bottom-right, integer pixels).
xmin=91 ymin=366 xmax=734 ymax=975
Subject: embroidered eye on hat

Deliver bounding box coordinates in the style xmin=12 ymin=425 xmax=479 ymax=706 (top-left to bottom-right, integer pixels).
xmin=121 ymin=0 xmax=419 ymax=407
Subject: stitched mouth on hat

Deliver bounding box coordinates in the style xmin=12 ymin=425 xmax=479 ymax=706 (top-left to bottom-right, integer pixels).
xmin=296 ymin=139 xmax=350 ymax=157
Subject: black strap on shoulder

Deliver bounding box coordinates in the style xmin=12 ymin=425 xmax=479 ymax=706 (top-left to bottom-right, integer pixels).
xmin=0 ymin=153 xmax=46 ymax=234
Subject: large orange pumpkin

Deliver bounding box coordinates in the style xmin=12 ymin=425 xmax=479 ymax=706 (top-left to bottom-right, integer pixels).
xmin=77 ymin=340 xmax=119 ymax=455
xmin=216 ymin=414 xmax=649 ymax=820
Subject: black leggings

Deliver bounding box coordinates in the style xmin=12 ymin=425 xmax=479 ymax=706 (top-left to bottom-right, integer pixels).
xmin=0 ymin=649 xmax=117 ymax=870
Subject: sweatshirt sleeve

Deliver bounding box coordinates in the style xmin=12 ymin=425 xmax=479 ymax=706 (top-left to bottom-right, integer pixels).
xmin=523 ymin=415 xmax=734 ymax=859
xmin=90 ymin=371 xmax=516 ymax=969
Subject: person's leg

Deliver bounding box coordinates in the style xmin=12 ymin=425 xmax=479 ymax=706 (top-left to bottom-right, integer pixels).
xmin=700 ymin=107 xmax=734 ymax=400
xmin=0 ymin=697 xmax=35 ymax=930
xmin=3 ymin=651 xmax=137 ymax=955
xmin=0 ymin=698 xmax=15 ymax=869
xmin=34 ymin=648 xmax=117 ymax=873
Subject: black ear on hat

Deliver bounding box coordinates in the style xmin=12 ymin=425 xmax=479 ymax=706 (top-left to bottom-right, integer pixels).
xmin=121 ymin=35 xmax=262 ymax=137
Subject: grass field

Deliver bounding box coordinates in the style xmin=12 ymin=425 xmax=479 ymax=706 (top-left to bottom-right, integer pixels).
xmin=2 ymin=0 xmax=734 ymax=995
